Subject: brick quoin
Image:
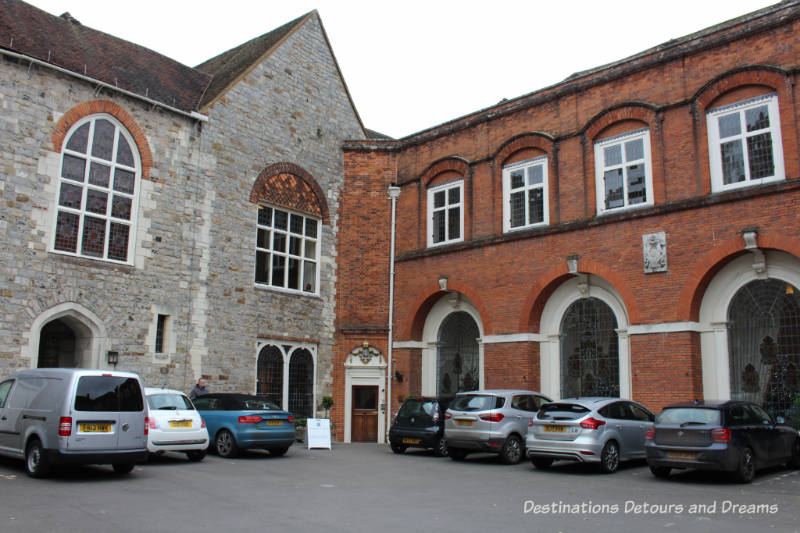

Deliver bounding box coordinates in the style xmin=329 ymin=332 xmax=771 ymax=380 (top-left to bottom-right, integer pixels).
xmin=336 ymin=4 xmax=800 ymax=418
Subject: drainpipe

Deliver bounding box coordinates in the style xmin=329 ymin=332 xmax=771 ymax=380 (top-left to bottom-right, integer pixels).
xmin=386 ymin=185 xmax=401 ymax=442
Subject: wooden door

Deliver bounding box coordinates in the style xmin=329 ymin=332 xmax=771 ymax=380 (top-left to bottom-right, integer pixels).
xmin=351 ymin=386 xmax=378 ymax=442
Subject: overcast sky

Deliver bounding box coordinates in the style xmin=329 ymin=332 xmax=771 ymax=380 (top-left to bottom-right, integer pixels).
xmin=25 ymin=0 xmax=777 ymax=138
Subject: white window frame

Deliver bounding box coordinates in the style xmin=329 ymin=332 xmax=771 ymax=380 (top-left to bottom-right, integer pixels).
xmin=51 ymin=114 xmax=141 ymax=264
xmin=502 ymin=156 xmax=549 ymax=232
xmin=254 ymin=204 xmax=321 ymax=295
xmin=707 ymin=93 xmax=784 ymax=192
xmin=427 ymin=180 xmax=464 ymax=247
xmin=594 ymin=128 xmax=653 ymax=215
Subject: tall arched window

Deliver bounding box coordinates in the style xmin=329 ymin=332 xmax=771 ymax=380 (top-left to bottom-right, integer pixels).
xmin=437 ymin=311 xmax=480 ymax=395
xmin=560 ymin=298 xmax=619 ymax=397
xmin=728 ymin=279 xmax=800 ymax=420
xmin=288 ymin=349 xmax=314 ymax=417
xmin=54 ymin=115 xmax=140 ymax=263
xmin=257 ymin=345 xmax=284 ymax=407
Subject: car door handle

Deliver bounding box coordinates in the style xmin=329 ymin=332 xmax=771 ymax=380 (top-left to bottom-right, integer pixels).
xmin=616 ymin=424 xmax=623 ymax=430
xmin=0 ymin=416 xmax=6 ymax=421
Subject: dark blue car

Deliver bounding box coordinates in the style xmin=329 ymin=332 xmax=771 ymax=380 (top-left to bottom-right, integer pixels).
xmin=193 ymin=394 xmax=295 ymax=458
xmin=645 ymin=400 xmax=800 ymax=483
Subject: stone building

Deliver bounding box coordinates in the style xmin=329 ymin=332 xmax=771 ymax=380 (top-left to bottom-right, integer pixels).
xmin=336 ymin=1 xmax=800 ymax=442
xmin=0 ymin=0 xmax=366 ymax=419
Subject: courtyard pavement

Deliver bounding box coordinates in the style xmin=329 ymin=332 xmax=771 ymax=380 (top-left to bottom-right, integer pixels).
xmin=0 ymin=442 xmax=797 ymax=533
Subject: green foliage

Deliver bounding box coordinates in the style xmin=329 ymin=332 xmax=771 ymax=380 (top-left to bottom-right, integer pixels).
xmin=294 ymin=417 xmax=307 ymax=429
xmin=321 ymin=396 xmax=334 ymax=410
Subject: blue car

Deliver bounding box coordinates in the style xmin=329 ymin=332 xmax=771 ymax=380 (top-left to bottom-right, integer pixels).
xmin=192 ymin=394 xmax=295 ymax=458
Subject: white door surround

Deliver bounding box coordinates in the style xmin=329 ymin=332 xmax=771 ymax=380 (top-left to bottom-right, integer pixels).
xmin=344 ymin=343 xmax=386 ymax=443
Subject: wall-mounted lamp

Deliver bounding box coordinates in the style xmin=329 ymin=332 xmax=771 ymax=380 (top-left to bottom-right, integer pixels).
xmin=394 ymin=371 xmax=404 ymax=383
xmin=107 ymin=351 xmax=119 ymax=367
xmin=439 ymin=275 xmax=449 ymax=291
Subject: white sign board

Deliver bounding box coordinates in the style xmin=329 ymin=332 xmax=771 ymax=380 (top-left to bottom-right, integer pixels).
xmin=306 ymin=418 xmax=332 ymax=449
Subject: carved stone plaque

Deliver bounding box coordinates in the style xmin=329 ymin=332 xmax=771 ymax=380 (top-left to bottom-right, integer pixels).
xmin=643 ymin=232 xmax=667 ymax=273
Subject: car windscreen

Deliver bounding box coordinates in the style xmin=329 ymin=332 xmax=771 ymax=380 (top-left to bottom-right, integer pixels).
xmin=450 ymin=395 xmax=503 ymax=412
xmin=536 ymin=403 xmax=590 ymax=420
xmin=656 ymin=407 xmax=721 ymax=426
xmin=239 ymin=398 xmax=281 ymax=411
xmin=397 ymin=399 xmax=436 ymax=418
xmin=147 ymin=393 xmax=194 ymax=410
xmin=75 ymin=376 xmax=143 ymax=412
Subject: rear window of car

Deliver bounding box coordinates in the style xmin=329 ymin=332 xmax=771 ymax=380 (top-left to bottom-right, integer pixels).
xmin=240 ymin=398 xmax=281 ymax=411
xmin=536 ymin=403 xmax=590 ymax=420
xmin=397 ymin=399 xmax=437 ymax=418
xmin=75 ymin=376 xmax=143 ymax=412
xmin=656 ymin=408 xmax=721 ymax=426
xmin=147 ymin=393 xmax=194 ymax=411
xmin=450 ymin=395 xmax=503 ymax=411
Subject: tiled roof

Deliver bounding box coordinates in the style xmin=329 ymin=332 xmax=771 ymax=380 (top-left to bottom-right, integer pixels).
xmin=0 ymin=0 xmax=212 ymax=112
xmin=194 ymin=12 xmax=312 ymax=109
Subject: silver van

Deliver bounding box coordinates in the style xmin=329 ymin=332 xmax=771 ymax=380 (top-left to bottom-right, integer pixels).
xmin=0 ymin=368 xmax=148 ymax=477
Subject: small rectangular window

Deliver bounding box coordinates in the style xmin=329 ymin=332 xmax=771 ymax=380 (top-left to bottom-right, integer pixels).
xmin=155 ymin=314 xmax=167 ymax=354
xmin=427 ymin=181 xmax=463 ymax=247
xmin=707 ymin=94 xmax=784 ymax=192
xmin=502 ymin=156 xmax=548 ymax=232
xmin=594 ymin=129 xmax=653 ymax=215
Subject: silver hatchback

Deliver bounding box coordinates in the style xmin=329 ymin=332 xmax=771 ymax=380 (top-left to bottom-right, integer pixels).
xmin=526 ymin=397 xmax=654 ymax=473
xmin=445 ymin=390 xmax=551 ymax=464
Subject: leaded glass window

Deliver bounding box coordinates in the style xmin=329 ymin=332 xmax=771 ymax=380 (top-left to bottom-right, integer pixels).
xmin=437 ymin=312 xmax=480 ymax=395
xmin=560 ymin=298 xmax=620 ymax=398
xmin=257 ymin=345 xmax=284 ymax=408
xmin=255 ymin=205 xmax=320 ymax=294
xmin=54 ymin=116 xmax=140 ymax=262
xmin=288 ymin=349 xmax=314 ymax=417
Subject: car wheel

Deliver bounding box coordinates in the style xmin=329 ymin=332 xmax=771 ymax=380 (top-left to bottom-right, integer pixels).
xmin=215 ymin=429 xmax=239 ymax=458
xmin=500 ymin=435 xmax=523 ymax=465
xmin=531 ymin=457 xmax=554 ymax=470
xmin=434 ymin=436 xmax=448 ymax=457
xmin=788 ymin=439 xmax=800 ymax=469
xmin=390 ymin=442 xmax=407 ymax=454
xmin=734 ymin=447 xmax=755 ymax=483
xmin=268 ymin=447 xmax=289 ymax=457
xmin=25 ymin=439 xmax=51 ymax=478
xmin=449 ymin=447 xmax=468 ymax=461
xmin=649 ymin=465 xmax=671 ymax=479
xmin=186 ymin=450 xmax=207 ymax=462
xmin=600 ymin=441 xmax=620 ymax=474
xmin=112 ymin=463 xmax=135 ymax=475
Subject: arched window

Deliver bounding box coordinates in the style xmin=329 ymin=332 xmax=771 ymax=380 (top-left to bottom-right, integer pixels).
xmin=288 ymin=349 xmax=314 ymax=417
xmin=727 ymin=279 xmax=800 ymax=420
xmin=256 ymin=345 xmax=284 ymax=407
xmin=437 ymin=311 xmax=480 ymax=395
xmin=54 ymin=115 xmax=140 ymax=263
xmin=560 ymin=298 xmax=620 ymax=397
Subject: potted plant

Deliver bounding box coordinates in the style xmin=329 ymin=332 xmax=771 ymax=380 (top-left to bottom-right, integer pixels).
xmin=294 ymin=417 xmax=307 ymax=442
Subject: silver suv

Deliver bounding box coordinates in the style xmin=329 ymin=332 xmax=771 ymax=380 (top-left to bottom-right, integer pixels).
xmin=444 ymin=389 xmax=551 ymax=464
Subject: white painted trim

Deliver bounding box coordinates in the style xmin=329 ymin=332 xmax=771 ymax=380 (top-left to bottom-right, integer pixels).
xmin=254 ymin=340 xmax=317 ymax=415
xmin=594 ymin=128 xmax=654 ymax=215
xmin=698 ymin=251 xmax=800 ymax=401
xmin=393 ymin=340 xmax=426 ymax=349
xmin=427 ymin=180 xmax=464 ymax=247
xmin=482 ymin=333 xmax=544 ymax=344
xmin=502 ymin=156 xmax=549 ymax=232
xmin=344 ymin=351 xmax=387 ymax=443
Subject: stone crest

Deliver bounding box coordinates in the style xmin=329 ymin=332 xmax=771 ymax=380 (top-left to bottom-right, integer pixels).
xmin=642 ymin=232 xmax=667 ymax=273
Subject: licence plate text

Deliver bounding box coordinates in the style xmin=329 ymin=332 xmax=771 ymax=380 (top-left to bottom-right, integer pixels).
xmin=267 ymin=420 xmax=283 ymax=426
xmin=80 ymin=423 xmax=111 ymax=432
xmin=668 ymin=451 xmax=697 ymax=460
xmin=543 ymin=425 xmax=566 ymax=432
xmin=402 ymin=438 xmax=421 ymax=444
xmin=454 ymin=419 xmax=474 ymax=427
xmin=169 ymin=420 xmax=192 ymax=428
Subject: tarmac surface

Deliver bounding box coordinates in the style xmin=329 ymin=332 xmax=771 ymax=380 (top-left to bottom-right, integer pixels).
xmin=0 ymin=442 xmax=798 ymax=533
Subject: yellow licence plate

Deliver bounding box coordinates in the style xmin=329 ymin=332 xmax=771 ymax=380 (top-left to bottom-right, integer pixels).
xmin=668 ymin=451 xmax=697 ymax=460
xmin=455 ymin=419 xmax=474 ymax=427
xmin=169 ymin=420 xmax=192 ymax=428
xmin=80 ymin=423 xmax=110 ymax=432
xmin=267 ymin=420 xmax=283 ymax=426
xmin=544 ymin=425 xmax=565 ymax=432
xmin=402 ymin=438 xmax=421 ymax=444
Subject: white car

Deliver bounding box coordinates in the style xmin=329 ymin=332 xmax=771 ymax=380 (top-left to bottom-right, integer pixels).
xmin=145 ymin=387 xmax=209 ymax=461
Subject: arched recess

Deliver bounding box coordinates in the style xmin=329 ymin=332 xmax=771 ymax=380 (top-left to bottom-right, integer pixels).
xmin=692 ymin=67 xmax=796 ymax=190
xmin=405 ymin=280 xmax=492 ymax=340
xmin=419 ymin=292 xmax=484 ymax=396
xmin=538 ymin=275 xmax=631 ymax=400
xmin=249 ymin=162 xmax=329 ymax=225
xmin=698 ymin=250 xmax=800 ymax=403
xmin=21 ymin=302 xmax=109 ymax=369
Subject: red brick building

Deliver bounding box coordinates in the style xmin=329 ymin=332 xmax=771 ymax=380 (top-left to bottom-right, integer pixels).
xmin=334 ymin=1 xmax=800 ymax=443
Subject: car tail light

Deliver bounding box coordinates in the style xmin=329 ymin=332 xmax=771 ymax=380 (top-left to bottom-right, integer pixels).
xmin=201 ymin=419 xmax=206 ymax=428
xmin=712 ymin=428 xmax=731 ymax=443
xmin=445 ymin=412 xmax=452 ymax=420
xmin=287 ymin=416 xmax=295 ymax=424
xmin=148 ymin=417 xmax=158 ymax=430
xmin=58 ymin=417 xmax=72 ymax=436
xmin=480 ymin=413 xmax=504 ymax=423
xmin=580 ymin=417 xmax=606 ymax=430
xmin=144 ymin=417 xmax=149 ymax=436
xmin=645 ymin=426 xmax=655 ymax=441
xmin=528 ymin=419 xmax=534 ymax=427
xmin=238 ymin=415 xmax=263 ymax=424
